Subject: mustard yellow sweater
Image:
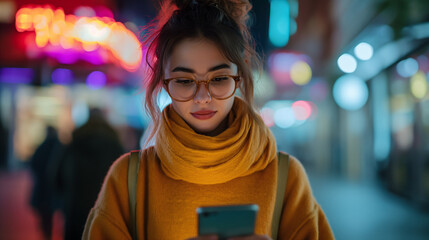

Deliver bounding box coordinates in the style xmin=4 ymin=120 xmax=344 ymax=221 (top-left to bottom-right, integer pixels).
xmin=83 ymin=147 xmax=334 ymax=239
xmin=83 ymin=98 xmax=334 ymax=239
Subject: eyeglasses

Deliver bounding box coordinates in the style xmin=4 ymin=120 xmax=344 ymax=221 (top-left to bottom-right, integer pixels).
xmin=163 ymin=75 xmax=240 ymax=102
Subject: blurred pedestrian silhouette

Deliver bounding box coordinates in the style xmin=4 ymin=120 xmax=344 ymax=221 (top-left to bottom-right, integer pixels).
xmin=55 ymin=108 xmax=124 ymax=240
xmin=30 ymin=126 xmax=64 ymax=240
xmin=0 ymin=122 xmax=7 ymax=169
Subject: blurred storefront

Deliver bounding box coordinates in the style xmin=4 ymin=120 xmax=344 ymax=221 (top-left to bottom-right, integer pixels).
xmin=0 ymin=1 xmax=149 ymax=169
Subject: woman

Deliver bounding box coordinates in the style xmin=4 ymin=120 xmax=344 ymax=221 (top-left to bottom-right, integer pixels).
xmin=83 ymin=0 xmax=334 ymax=239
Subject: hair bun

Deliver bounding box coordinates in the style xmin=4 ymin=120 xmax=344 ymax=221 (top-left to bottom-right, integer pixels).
xmin=171 ymin=0 xmax=252 ymax=32
xmin=216 ymin=0 xmax=252 ymax=26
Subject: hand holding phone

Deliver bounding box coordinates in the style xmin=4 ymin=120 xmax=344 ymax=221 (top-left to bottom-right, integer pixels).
xmin=196 ymin=204 xmax=259 ymax=240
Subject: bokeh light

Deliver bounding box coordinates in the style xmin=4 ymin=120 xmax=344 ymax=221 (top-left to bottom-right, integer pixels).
xmin=15 ymin=6 xmax=142 ymax=71
xmin=0 ymin=68 xmax=34 ymax=84
xmin=274 ymin=107 xmax=295 ymax=129
xmin=269 ymin=0 xmax=290 ymax=47
xmin=337 ymin=53 xmax=357 ymax=73
xmin=260 ymin=107 xmax=275 ymax=127
xmin=290 ymin=61 xmax=312 ymax=85
xmin=292 ymin=101 xmax=312 ymax=120
xmin=354 ymin=42 xmax=374 ymax=61
xmin=333 ymin=75 xmax=369 ymax=111
xmin=52 ymin=68 xmax=73 ymax=85
xmin=268 ymin=51 xmax=312 ymax=86
xmin=86 ymin=71 xmax=106 ymax=90
xmin=396 ymin=58 xmax=419 ymax=78
xmin=74 ymin=6 xmax=96 ymax=17
xmin=410 ymin=71 xmax=428 ymax=99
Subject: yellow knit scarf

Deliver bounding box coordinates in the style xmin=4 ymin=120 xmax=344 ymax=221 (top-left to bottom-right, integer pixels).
xmin=155 ymin=97 xmax=277 ymax=185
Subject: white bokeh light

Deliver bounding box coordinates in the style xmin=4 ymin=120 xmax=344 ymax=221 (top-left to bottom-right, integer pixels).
xmin=333 ymin=75 xmax=369 ymax=111
xmin=354 ymin=42 xmax=374 ymax=61
xmin=337 ymin=53 xmax=357 ymax=73
xmin=274 ymin=107 xmax=295 ymax=129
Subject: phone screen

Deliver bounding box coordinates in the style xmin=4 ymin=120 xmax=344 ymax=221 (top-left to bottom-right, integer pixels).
xmin=197 ymin=204 xmax=259 ymax=240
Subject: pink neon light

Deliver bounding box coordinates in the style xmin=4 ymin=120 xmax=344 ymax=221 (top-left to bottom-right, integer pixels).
xmin=291 ymin=101 xmax=312 ymax=120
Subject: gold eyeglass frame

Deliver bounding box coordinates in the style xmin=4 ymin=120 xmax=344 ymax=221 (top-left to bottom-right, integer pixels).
xmin=163 ymin=75 xmax=241 ymax=102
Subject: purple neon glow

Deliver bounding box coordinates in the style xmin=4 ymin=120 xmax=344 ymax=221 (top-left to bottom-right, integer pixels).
xmin=84 ymin=50 xmax=106 ymax=65
xmin=0 ymin=68 xmax=34 ymax=84
xmin=86 ymin=71 xmax=107 ymax=89
xmin=45 ymin=47 xmax=106 ymax=65
xmin=52 ymin=68 xmax=74 ymax=85
xmin=46 ymin=48 xmax=80 ymax=64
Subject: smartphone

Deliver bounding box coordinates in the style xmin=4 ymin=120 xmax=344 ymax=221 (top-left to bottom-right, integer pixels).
xmin=197 ymin=204 xmax=259 ymax=240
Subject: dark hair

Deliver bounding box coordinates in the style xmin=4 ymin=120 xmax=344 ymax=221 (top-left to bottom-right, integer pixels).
xmin=141 ymin=0 xmax=263 ymax=147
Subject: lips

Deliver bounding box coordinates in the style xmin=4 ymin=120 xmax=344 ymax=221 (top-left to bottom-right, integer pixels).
xmin=191 ymin=110 xmax=217 ymax=120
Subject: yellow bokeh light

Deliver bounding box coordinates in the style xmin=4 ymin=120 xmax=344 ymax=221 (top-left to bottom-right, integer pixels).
xmin=53 ymin=8 xmax=65 ymax=22
xmin=82 ymin=42 xmax=99 ymax=52
xmin=290 ymin=61 xmax=312 ymax=85
xmin=16 ymin=8 xmax=33 ymax=32
xmin=35 ymin=30 xmax=49 ymax=47
xmin=410 ymin=71 xmax=427 ymax=99
xmin=60 ymin=37 xmax=74 ymax=49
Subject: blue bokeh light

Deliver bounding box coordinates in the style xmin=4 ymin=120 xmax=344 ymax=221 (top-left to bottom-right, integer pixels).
xmin=333 ymin=75 xmax=369 ymax=111
xmin=396 ymin=58 xmax=419 ymax=78
xmin=274 ymin=107 xmax=295 ymax=128
xmin=269 ymin=0 xmax=290 ymax=47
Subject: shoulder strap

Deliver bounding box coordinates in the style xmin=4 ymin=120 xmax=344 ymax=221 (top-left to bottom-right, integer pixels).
xmin=271 ymin=151 xmax=290 ymax=240
xmin=128 ymin=150 xmax=141 ymax=240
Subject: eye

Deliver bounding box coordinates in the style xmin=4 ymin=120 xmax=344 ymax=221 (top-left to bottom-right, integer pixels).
xmin=212 ymin=76 xmax=229 ymax=82
xmin=173 ymin=78 xmax=194 ymax=85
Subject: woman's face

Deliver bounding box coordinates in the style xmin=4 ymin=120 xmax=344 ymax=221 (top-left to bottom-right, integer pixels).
xmin=164 ymin=38 xmax=238 ymax=136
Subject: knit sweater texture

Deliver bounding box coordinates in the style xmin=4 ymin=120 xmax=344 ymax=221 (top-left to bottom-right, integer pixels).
xmin=83 ymin=98 xmax=334 ymax=239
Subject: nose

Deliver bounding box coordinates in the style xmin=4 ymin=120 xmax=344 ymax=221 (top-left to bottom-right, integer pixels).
xmin=193 ymin=81 xmax=211 ymax=103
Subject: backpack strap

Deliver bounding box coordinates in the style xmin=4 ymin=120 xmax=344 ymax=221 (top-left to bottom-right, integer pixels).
xmin=271 ymin=151 xmax=290 ymax=240
xmin=128 ymin=150 xmax=141 ymax=240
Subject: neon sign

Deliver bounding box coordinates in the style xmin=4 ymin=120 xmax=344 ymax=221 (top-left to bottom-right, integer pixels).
xmin=15 ymin=6 xmax=142 ymax=72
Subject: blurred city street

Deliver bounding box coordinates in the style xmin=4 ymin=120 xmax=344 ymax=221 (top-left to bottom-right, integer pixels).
xmin=309 ymin=171 xmax=429 ymax=240
xmin=0 ymin=170 xmax=63 ymax=240
xmin=1 ymin=169 xmax=429 ymax=239
xmin=1 ymin=0 xmax=429 ymax=239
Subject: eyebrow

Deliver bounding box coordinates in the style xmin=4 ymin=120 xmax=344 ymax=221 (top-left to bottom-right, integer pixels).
xmin=171 ymin=63 xmax=231 ymax=73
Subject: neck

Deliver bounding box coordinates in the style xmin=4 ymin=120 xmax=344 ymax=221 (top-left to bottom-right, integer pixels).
xmin=195 ymin=116 xmax=229 ymax=137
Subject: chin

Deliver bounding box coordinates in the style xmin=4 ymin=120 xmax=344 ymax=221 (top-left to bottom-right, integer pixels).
xmin=194 ymin=126 xmax=216 ymax=134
